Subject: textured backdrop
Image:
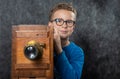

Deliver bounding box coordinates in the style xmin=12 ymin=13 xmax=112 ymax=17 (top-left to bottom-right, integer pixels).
xmin=0 ymin=0 xmax=120 ymax=79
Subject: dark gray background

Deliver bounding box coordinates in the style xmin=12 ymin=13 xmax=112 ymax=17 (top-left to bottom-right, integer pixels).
xmin=0 ymin=0 xmax=120 ymax=79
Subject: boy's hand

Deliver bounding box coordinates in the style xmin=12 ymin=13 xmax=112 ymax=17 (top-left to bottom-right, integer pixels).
xmin=53 ymin=26 xmax=62 ymax=54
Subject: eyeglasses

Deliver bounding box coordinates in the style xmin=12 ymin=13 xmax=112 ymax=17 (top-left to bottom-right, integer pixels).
xmin=51 ymin=18 xmax=75 ymax=27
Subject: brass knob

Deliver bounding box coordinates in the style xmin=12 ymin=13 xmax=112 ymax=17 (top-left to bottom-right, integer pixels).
xmin=24 ymin=40 xmax=45 ymax=60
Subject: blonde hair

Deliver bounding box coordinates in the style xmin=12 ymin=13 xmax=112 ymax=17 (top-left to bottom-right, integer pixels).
xmin=49 ymin=2 xmax=77 ymax=21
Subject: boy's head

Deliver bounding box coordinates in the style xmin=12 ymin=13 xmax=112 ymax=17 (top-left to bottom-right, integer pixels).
xmin=49 ymin=3 xmax=77 ymax=21
xmin=48 ymin=2 xmax=77 ymax=39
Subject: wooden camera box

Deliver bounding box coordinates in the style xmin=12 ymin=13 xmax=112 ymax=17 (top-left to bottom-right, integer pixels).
xmin=11 ymin=25 xmax=53 ymax=79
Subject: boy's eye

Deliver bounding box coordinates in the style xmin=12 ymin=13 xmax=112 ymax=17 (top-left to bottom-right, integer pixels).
xmin=56 ymin=18 xmax=63 ymax=22
xmin=67 ymin=20 xmax=73 ymax=23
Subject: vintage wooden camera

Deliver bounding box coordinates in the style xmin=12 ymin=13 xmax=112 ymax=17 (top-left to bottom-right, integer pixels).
xmin=11 ymin=25 xmax=53 ymax=79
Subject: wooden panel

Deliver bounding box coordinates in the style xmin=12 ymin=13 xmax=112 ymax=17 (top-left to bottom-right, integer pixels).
xmin=16 ymin=38 xmax=50 ymax=64
xmin=19 ymin=77 xmax=47 ymax=79
xmin=17 ymin=70 xmax=46 ymax=77
xmin=15 ymin=63 xmax=49 ymax=69
xmin=16 ymin=31 xmax=48 ymax=38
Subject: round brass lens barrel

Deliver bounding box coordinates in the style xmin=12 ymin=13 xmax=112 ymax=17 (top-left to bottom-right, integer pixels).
xmin=24 ymin=40 xmax=45 ymax=60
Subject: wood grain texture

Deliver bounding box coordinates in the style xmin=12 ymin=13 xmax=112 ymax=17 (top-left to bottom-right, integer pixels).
xmin=11 ymin=25 xmax=53 ymax=79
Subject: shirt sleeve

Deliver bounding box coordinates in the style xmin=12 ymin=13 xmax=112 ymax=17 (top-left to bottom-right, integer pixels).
xmin=54 ymin=48 xmax=84 ymax=79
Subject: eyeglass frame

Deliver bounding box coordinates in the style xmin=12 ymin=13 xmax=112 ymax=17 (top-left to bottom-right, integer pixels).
xmin=50 ymin=18 xmax=76 ymax=27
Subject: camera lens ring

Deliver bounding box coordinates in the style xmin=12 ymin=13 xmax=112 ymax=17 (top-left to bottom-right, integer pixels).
xmin=24 ymin=46 xmax=39 ymax=60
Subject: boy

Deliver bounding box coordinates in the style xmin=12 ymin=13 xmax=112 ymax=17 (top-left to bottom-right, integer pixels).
xmin=48 ymin=2 xmax=84 ymax=79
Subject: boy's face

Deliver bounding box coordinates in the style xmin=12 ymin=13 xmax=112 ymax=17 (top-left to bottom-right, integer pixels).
xmin=50 ymin=9 xmax=76 ymax=40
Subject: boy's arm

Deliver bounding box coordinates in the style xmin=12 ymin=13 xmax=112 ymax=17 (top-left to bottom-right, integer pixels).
xmin=55 ymin=49 xmax=84 ymax=79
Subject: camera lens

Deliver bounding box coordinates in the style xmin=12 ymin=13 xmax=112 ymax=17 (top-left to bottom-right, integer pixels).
xmin=24 ymin=46 xmax=38 ymax=60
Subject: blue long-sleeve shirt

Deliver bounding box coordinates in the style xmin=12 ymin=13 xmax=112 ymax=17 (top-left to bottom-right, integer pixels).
xmin=54 ymin=42 xmax=84 ymax=79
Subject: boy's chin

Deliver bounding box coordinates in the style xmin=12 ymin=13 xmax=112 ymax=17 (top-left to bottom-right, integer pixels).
xmin=60 ymin=36 xmax=69 ymax=40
